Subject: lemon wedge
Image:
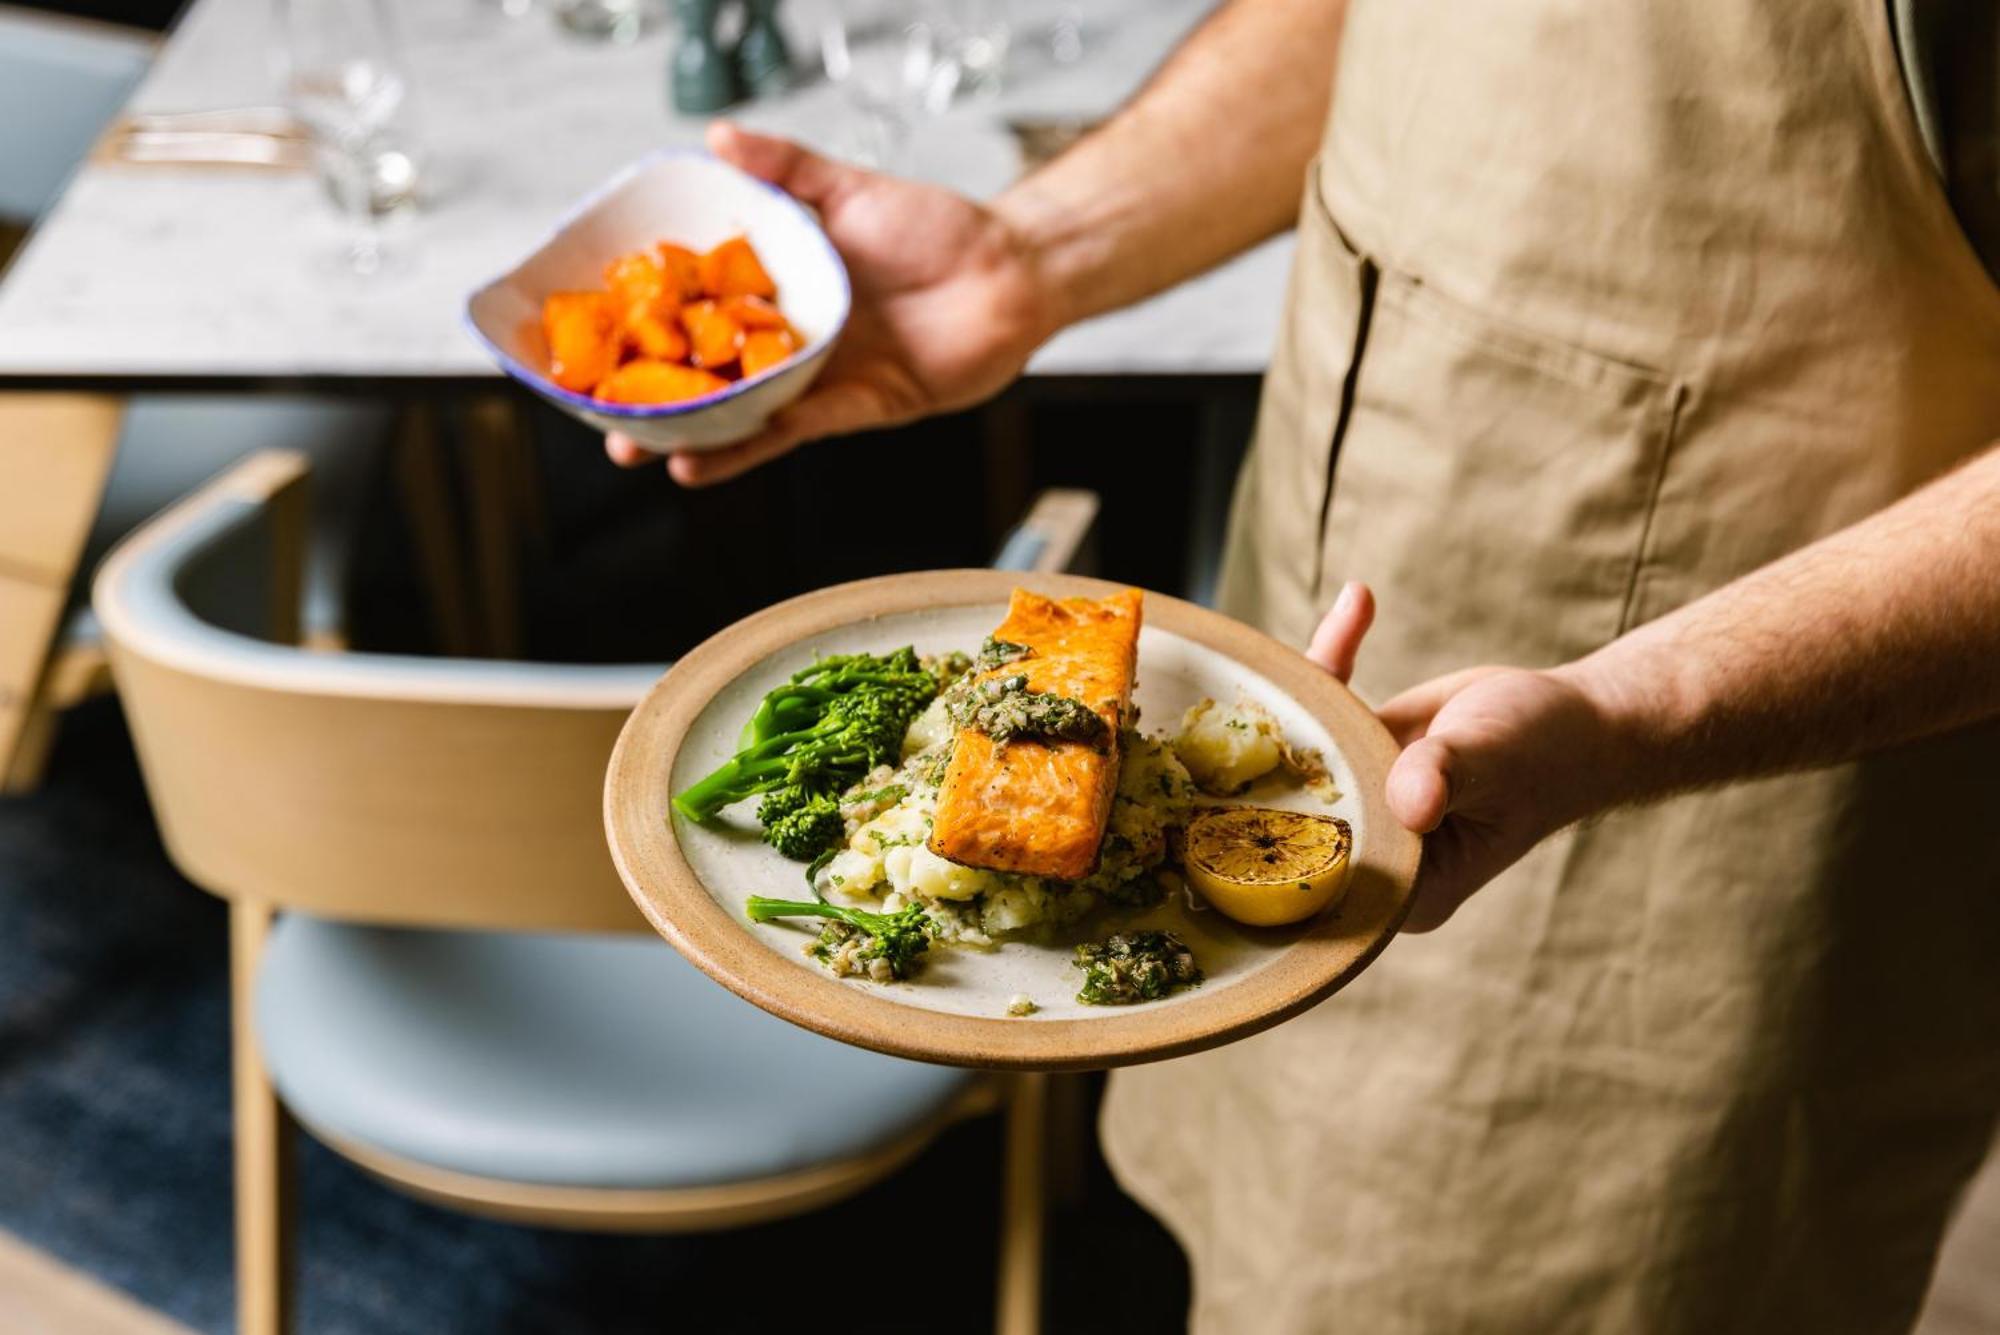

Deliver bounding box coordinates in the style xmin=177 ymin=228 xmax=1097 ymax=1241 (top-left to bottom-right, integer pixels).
xmin=1183 ymin=807 xmax=1353 ymax=926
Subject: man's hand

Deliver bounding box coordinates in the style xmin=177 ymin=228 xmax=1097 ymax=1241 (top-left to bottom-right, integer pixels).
xmin=1306 ymin=445 xmax=2000 ymax=931
xmin=607 ymin=122 xmax=1055 ymax=486
xmin=611 ymin=2 xmax=1346 ymax=484
xmin=1308 ymin=430 xmax=2000 ymax=929
xmin=1306 ymin=583 xmax=1631 ymax=932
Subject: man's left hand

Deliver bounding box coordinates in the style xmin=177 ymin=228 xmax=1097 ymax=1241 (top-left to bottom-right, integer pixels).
xmin=1306 ymin=583 xmax=1631 ymax=932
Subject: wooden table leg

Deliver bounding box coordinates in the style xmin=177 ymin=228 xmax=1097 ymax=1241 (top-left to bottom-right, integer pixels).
xmin=0 ymin=394 xmax=122 ymax=789
xmin=980 ymin=391 xmax=1035 ymax=553
xmin=454 ymin=395 xmax=535 ymax=660
xmin=1041 ymin=1072 xmax=1095 ymax=1210
xmin=996 ymin=1072 xmax=1047 ymax=1335
xmin=389 ymin=403 xmax=480 ymax=657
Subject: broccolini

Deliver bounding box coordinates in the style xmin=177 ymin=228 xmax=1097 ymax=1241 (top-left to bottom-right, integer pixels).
xmin=673 ymin=648 xmax=938 ymax=862
xmin=745 ymin=897 xmax=933 ymax=980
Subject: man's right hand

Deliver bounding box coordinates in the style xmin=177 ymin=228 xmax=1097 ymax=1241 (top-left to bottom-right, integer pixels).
xmin=607 ymin=122 xmax=1058 ymax=486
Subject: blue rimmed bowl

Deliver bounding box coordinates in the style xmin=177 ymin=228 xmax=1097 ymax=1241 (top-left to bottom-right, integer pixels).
xmin=465 ymin=151 xmax=850 ymax=451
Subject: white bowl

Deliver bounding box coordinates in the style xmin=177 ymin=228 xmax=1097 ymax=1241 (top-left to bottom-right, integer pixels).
xmin=464 ymin=151 xmax=850 ymax=451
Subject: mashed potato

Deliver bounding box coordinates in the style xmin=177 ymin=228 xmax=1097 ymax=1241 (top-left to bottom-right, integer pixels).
xmin=1172 ymin=696 xmax=1286 ymax=794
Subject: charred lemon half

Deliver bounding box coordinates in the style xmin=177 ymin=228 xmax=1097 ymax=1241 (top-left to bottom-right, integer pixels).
xmin=1183 ymin=807 xmax=1353 ymax=927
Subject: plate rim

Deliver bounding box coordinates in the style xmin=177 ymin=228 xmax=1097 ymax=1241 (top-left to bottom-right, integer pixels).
xmin=603 ymin=570 xmax=1421 ymax=1072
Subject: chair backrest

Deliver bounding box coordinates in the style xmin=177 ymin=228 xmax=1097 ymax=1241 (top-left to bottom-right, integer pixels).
xmin=0 ymin=7 xmax=152 ymax=223
xmin=94 ymin=451 xmax=663 ymax=933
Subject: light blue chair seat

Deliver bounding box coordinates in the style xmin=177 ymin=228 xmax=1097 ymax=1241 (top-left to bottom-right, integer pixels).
xmin=257 ymin=916 xmax=976 ymax=1189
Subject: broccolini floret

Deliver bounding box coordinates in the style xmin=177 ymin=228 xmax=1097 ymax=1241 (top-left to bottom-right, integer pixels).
xmin=745 ymin=897 xmax=933 ymax=980
xmin=673 ymin=649 xmax=938 ymax=862
xmin=755 ymin=787 xmax=844 ymax=861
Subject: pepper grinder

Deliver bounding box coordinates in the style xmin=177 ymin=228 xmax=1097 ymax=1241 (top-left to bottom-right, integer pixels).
xmin=671 ymin=0 xmax=739 ymax=115
xmin=734 ymin=0 xmax=794 ymax=99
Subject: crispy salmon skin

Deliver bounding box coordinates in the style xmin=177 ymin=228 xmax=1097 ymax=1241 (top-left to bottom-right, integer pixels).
xmin=928 ymin=588 xmax=1143 ymax=879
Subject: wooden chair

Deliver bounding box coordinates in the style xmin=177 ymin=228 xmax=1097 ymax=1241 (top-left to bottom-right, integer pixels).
xmin=95 ymin=452 xmax=1096 ymax=1335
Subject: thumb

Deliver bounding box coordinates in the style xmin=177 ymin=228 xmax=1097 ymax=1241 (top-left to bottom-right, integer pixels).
xmin=1304 ymin=582 xmax=1374 ymax=683
xmin=707 ymin=121 xmax=858 ymax=211
xmin=1386 ymin=735 xmax=1457 ymax=834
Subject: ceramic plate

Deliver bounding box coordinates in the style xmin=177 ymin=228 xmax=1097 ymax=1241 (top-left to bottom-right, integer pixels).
xmin=604 ymin=572 xmax=1421 ymax=1071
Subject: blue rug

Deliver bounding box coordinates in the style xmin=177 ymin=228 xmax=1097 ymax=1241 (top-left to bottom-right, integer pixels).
xmin=0 ymin=700 xmax=1187 ymax=1333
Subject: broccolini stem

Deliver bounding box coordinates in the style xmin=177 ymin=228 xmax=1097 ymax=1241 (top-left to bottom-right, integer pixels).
xmin=745 ymin=896 xmax=897 ymax=934
xmin=671 ymin=762 xmax=750 ymax=822
xmin=743 ymin=685 xmax=838 ymax=746
xmin=676 ymin=720 xmax=871 ymax=822
xmin=671 ymin=752 xmax=793 ymax=821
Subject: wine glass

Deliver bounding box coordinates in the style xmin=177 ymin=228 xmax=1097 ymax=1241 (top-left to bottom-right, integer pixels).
xmin=928 ymin=0 xmax=1011 ymax=99
xmin=274 ymin=0 xmax=424 ymax=278
xmin=810 ymin=0 xmax=960 ymax=170
xmin=551 ymin=0 xmax=662 ymax=44
xmin=1047 ymin=2 xmax=1082 ymax=64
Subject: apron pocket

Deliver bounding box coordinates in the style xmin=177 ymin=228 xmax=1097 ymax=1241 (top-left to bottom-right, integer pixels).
xmin=1216 ymin=161 xmax=1375 ymax=646
xmin=1319 ymin=262 xmax=1684 ymax=686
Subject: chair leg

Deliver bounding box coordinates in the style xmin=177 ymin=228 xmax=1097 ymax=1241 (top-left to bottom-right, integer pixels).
xmin=230 ymin=900 xmax=294 ymax=1335
xmin=2 ymin=639 xmax=116 ymax=794
xmin=0 ymin=393 xmax=123 ymax=785
xmin=996 ymin=1072 xmax=1047 ymax=1335
xmin=0 ymin=698 xmax=59 ymax=794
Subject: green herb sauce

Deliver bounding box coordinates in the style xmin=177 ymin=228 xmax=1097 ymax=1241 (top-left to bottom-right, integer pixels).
xmin=1073 ymin=931 xmax=1204 ymax=1005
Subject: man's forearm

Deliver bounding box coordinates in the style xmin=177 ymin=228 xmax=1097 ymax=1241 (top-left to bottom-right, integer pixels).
xmin=996 ymin=0 xmax=1346 ymax=334
xmin=1561 ymin=443 xmax=2000 ymax=802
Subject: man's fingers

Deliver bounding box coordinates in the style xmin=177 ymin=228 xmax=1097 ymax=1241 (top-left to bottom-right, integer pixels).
xmin=605 ymin=433 xmax=653 ymax=467
xmin=769 ymin=376 xmax=896 ymax=444
xmin=1386 ymin=736 xmax=1456 ymax=834
xmin=1398 ymin=869 xmax=1463 ymax=934
xmin=663 ymin=378 xmax=894 ymax=486
xmin=1392 ymin=810 xmax=1473 ymax=933
xmin=707 ymin=122 xmax=855 ymax=210
xmin=1305 ymin=581 xmax=1374 ymax=684
xmin=1378 ymin=666 xmax=1504 ymax=746
xmin=665 ymin=427 xmax=801 ymax=487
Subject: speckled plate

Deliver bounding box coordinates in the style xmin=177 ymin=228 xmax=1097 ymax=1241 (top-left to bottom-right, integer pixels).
xmin=603 ymin=572 xmax=1421 ymax=1071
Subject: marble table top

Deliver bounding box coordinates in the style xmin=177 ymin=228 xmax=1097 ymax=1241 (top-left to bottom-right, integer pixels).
xmin=0 ymin=0 xmax=1291 ymax=385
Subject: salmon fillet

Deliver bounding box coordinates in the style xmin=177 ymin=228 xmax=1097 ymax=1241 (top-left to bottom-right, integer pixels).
xmin=928 ymin=588 xmax=1143 ymax=880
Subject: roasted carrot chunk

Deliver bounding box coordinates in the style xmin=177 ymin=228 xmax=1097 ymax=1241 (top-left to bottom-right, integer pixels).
xmin=603 ymin=251 xmax=674 ymax=317
xmin=655 ymin=242 xmax=705 ymax=301
xmin=593 ymin=360 xmax=730 ymax=405
xmin=542 ymin=291 xmax=618 ymax=393
xmin=699 ymin=235 xmax=777 ymax=300
xmin=739 ymin=327 xmax=799 ymax=377
xmin=679 ymin=299 xmax=743 ymax=369
xmin=541 ymin=234 xmax=796 ymax=401
xmin=719 ymin=294 xmax=791 ymax=331
xmin=625 ymin=311 xmax=690 ymax=362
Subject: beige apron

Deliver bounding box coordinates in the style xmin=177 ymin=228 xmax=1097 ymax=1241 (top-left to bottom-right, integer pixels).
xmin=1104 ymin=0 xmax=2000 ymax=1329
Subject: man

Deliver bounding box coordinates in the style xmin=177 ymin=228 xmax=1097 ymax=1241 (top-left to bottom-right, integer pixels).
xmin=613 ymin=1 xmax=2000 ymax=1327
